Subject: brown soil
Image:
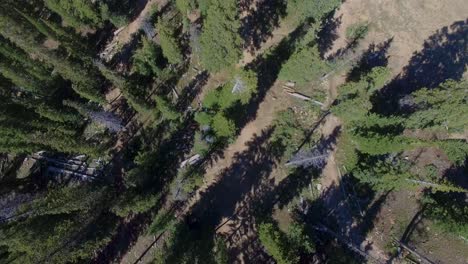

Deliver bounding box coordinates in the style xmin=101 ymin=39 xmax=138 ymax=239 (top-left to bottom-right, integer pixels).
xmin=42 ymin=38 xmax=60 ymax=50
xmin=317 ymin=0 xmax=468 ymax=262
xmin=121 ymin=0 xmax=468 ymax=262
xmin=327 ymin=0 xmax=468 ymax=76
xmin=410 ymin=219 xmax=468 ymax=264
xmin=102 ymin=0 xmax=169 ymax=60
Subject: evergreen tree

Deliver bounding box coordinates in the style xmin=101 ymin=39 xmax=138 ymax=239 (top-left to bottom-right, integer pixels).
xmin=0 ymin=35 xmax=56 ymax=84
xmin=44 ymin=0 xmax=105 ymax=28
xmin=132 ymin=36 xmax=165 ymax=77
xmin=279 ymin=44 xmax=332 ymax=86
xmin=175 ymin=0 xmax=197 ymax=15
xmin=405 ymin=80 xmax=468 ymax=133
xmin=0 ymin=1 xmax=106 ymax=103
xmin=199 ymin=0 xmax=241 ymax=72
xmin=154 ymin=95 xmax=181 ymax=121
xmin=157 ymin=16 xmax=184 ymax=65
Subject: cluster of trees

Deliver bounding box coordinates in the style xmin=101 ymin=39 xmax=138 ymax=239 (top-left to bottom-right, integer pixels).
xmin=0 ymin=0 xmax=190 ymax=262
xmin=332 ymin=67 xmax=467 ymax=191
xmin=194 ymin=69 xmax=257 ymax=142
xmin=258 ymin=222 xmax=314 ymax=264
xmin=44 ymin=0 xmax=132 ymax=28
xmin=330 ymin=66 xmax=468 ymax=243
xmin=198 ymin=0 xmax=241 ymax=72
xmin=0 ymin=185 xmax=118 ymax=263
xmin=0 ymin=0 xmax=142 ymax=156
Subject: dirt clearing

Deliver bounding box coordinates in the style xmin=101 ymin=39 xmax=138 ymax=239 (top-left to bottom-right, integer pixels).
xmin=327 ymin=0 xmax=468 ymax=76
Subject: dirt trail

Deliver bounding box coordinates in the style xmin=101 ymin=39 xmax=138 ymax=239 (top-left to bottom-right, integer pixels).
xmin=316 ymin=70 xmax=391 ymax=262
xmin=120 ymin=10 xmax=296 ymax=264
xmin=327 ymin=0 xmax=468 ymax=76
xmin=240 ymin=21 xmax=296 ymax=66
xmin=186 ymin=81 xmax=287 ymax=211
xmin=101 ymin=0 xmax=169 ymax=61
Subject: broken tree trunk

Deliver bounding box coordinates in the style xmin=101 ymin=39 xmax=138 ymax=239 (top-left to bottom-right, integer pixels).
xmin=393 ymin=239 xmax=436 ymax=264
xmin=406 ymin=179 xmax=467 ymax=192
xmin=180 ymin=154 xmax=201 ymax=168
xmin=313 ymin=224 xmax=385 ymax=264
xmin=285 ymin=154 xmax=328 ymax=167
xmin=284 ymin=90 xmax=324 ymax=106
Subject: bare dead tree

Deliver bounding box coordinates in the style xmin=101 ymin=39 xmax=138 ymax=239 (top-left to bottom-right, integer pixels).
xmin=286 ymin=147 xmax=328 ymax=168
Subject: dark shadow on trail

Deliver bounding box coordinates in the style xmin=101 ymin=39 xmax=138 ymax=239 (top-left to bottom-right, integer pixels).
xmin=166 ymin=127 xmax=279 ymax=263
xmin=347 ymin=38 xmax=393 ymax=82
xmin=232 ymin=20 xmax=314 ymax=132
xmin=374 ymin=19 xmax=467 ymax=115
xmin=351 ymin=190 xmax=391 ymax=243
xmin=241 ymin=0 xmax=287 ymax=54
xmin=190 ymin=128 xmax=278 ymax=226
xmin=318 ymin=11 xmax=342 ymax=58
xmin=175 ymin=71 xmax=209 ymax=112
xmin=444 ymin=164 xmax=468 ymax=190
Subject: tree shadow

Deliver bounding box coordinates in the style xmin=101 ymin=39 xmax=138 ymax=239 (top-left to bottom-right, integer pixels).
xmin=234 ymin=20 xmax=314 ymax=131
xmin=92 ymin=117 xmax=199 ymax=263
xmin=240 ymin=0 xmax=287 ymax=54
xmin=175 ymin=71 xmax=209 ymax=112
xmin=443 ymin=164 xmax=468 ymax=190
xmin=190 ymin=127 xmax=278 ymax=225
xmin=374 ymin=19 xmax=467 ymax=115
xmin=317 ymin=11 xmax=342 ymax=58
xmin=350 ymin=190 xmax=391 ymax=240
xmin=90 ymin=211 xmax=154 ymax=264
xmin=166 ymin=127 xmax=281 ymax=263
xmin=347 ymin=38 xmax=393 ymax=82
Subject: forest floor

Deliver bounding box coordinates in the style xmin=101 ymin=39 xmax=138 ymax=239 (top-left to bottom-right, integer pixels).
xmin=120 ymin=0 xmax=468 ymax=263
xmin=319 ymin=0 xmax=468 ymax=263
xmin=120 ymin=8 xmax=299 ymax=264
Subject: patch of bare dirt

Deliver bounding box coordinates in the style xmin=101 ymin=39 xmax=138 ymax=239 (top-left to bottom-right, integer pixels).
xmin=186 ymin=81 xmax=288 ymax=211
xmin=240 ymin=21 xmax=296 ymax=66
xmin=405 ymin=147 xmax=452 ymax=172
xmin=327 ymin=0 xmax=468 ymax=76
xmin=410 ymin=219 xmax=468 ymax=264
xmin=368 ymin=190 xmax=421 ymax=251
xmin=42 ymin=38 xmax=60 ymax=50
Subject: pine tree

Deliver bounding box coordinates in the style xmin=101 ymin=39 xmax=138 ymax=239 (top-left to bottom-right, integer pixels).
xmin=132 ymin=36 xmax=165 ymax=77
xmin=0 ymin=1 xmax=105 ymax=103
xmin=405 ymin=80 xmax=468 ymax=133
xmin=44 ymin=0 xmax=105 ymax=28
xmin=199 ymin=0 xmax=241 ymax=72
xmin=279 ymin=44 xmax=332 ymax=86
xmin=157 ymin=16 xmax=184 ymax=65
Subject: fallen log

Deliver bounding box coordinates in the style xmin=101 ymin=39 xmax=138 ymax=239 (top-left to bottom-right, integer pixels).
xmin=393 ymin=239 xmax=436 ymax=264
xmin=313 ymin=224 xmax=386 ymax=264
xmin=284 ymin=90 xmax=324 ymax=106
